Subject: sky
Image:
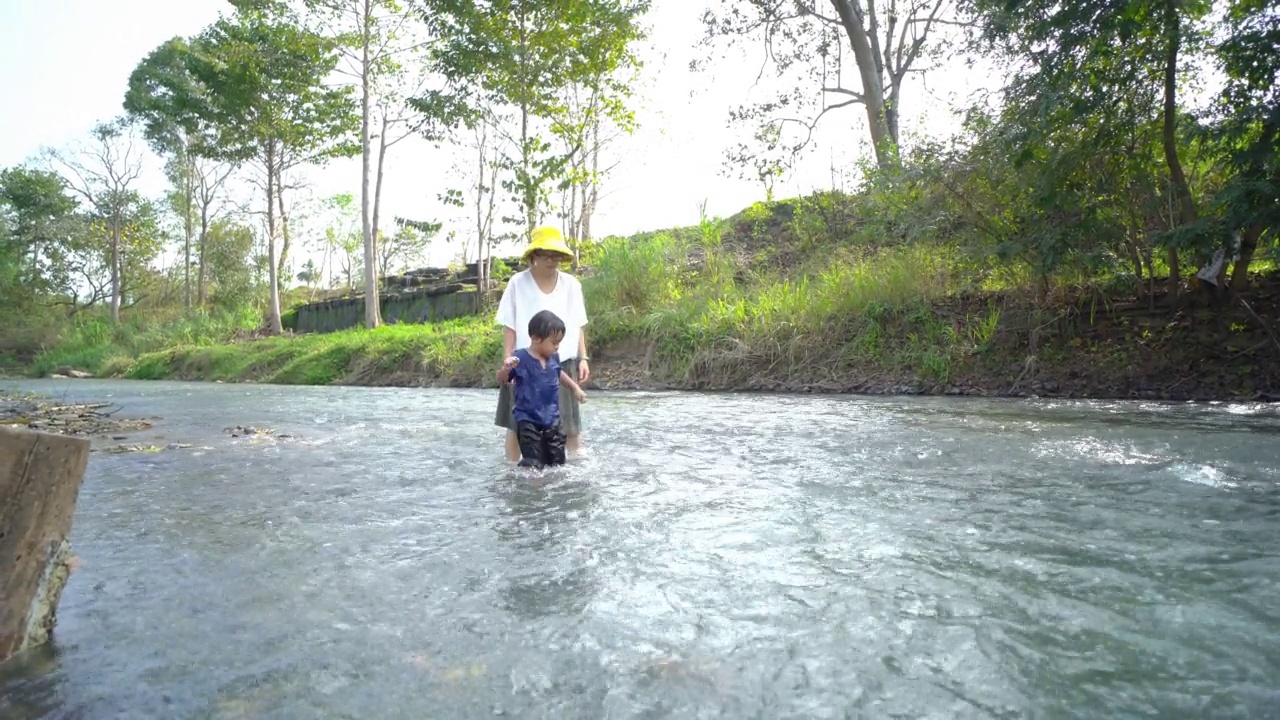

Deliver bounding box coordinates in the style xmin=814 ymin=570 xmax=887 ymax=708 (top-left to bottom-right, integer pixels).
xmin=0 ymin=0 xmax=999 ymax=274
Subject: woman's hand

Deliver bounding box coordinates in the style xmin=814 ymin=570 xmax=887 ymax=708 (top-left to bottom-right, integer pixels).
xmin=578 ymin=358 xmax=590 ymax=383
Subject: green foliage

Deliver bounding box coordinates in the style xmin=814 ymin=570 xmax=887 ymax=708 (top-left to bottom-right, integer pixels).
xmin=0 ymin=166 xmax=79 ymax=300
xmin=419 ymin=0 xmax=649 ymax=235
xmin=1204 ymin=0 xmax=1280 ymax=245
xmin=184 ymin=10 xmax=360 ymax=167
xmin=26 ymin=306 xmax=262 ymax=379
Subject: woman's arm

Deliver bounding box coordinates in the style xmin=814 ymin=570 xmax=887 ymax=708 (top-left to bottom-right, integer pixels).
xmin=560 ymin=370 xmax=585 ymax=401
xmin=576 ymin=329 xmax=590 ymax=382
xmin=495 ymin=273 xmax=519 ymax=358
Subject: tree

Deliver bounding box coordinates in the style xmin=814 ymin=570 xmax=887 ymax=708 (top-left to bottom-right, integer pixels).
xmin=125 ymin=36 xmax=236 ymax=311
xmin=1204 ymin=0 xmax=1280 ymax=290
xmin=47 ymin=120 xmax=146 ymax=323
xmin=293 ymin=0 xmax=430 ymax=328
xmin=436 ymin=116 xmax=506 ymax=292
xmin=420 ymin=0 xmax=650 ymax=241
xmin=125 ymin=38 xmax=200 ymax=311
xmin=202 ymin=218 xmax=258 ymax=308
xmin=193 ymin=158 xmax=237 ymax=305
xmin=0 ymin=166 xmax=80 ymax=300
xmin=965 ymin=0 xmax=1214 ymax=302
xmin=180 ymin=7 xmax=359 ymax=333
xmin=700 ymin=0 xmax=953 ymax=174
xmin=554 ymin=80 xmax=631 ymax=263
xmin=379 ymin=221 xmax=436 ymax=277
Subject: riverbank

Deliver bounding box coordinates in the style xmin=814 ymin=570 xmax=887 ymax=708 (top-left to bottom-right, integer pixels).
xmin=14 ymin=199 xmax=1280 ymax=403
xmin=38 ymin=272 xmax=1280 ymax=402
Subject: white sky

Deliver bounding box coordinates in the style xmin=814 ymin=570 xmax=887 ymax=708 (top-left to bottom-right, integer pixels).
xmin=0 ymin=0 xmax=998 ymax=275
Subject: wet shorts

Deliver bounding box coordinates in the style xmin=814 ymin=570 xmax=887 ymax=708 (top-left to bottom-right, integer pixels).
xmin=515 ymin=420 xmax=567 ymax=469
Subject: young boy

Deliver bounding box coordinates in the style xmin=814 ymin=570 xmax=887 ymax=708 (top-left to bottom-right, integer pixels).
xmin=497 ymin=309 xmax=587 ymax=469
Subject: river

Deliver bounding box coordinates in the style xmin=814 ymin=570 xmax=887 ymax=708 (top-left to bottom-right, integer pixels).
xmin=1 ymin=379 xmax=1278 ymax=719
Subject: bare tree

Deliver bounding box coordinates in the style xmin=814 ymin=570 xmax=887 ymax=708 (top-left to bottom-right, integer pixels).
xmin=702 ymin=0 xmax=953 ymax=172
xmin=48 ymin=119 xmax=145 ymax=322
xmin=194 ymin=158 xmax=237 ymax=306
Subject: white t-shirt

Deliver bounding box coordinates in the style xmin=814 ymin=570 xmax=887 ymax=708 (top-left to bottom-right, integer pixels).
xmin=494 ymin=270 xmax=589 ymax=360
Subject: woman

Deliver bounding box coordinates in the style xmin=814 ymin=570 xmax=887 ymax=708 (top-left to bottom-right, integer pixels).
xmin=493 ymin=226 xmax=590 ymax=461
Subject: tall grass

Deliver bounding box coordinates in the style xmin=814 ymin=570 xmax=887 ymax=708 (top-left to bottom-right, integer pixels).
xmin=28 ymin=305 xmax=261 ymax=378
xmin=580 ymin=218 xmax=991 ymax=387
xmin=126 ymin=316 xmax=501 ymax=386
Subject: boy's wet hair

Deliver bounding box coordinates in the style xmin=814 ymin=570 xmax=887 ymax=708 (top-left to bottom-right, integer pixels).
xmin=528 ymin=309 xmax=566 ymax=340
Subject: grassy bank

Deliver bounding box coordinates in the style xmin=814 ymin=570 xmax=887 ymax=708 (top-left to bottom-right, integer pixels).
xmin=15 ymin=196 xmax=1280 ymax=401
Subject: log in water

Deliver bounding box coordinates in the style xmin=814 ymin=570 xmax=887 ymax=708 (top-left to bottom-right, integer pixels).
xmin=0 ymin=425 xmax=89 ymax=664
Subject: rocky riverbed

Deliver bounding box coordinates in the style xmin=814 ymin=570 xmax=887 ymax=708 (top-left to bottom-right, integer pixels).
xmin=0 ymin=390 xmax=184 ymax=454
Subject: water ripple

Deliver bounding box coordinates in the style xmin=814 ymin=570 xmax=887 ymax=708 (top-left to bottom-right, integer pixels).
xmin=1 ymin=380 xmax=1278 ymax=719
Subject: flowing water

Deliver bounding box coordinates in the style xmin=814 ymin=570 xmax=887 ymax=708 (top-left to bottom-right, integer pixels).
xmin=1 ymin=379 xmax=1279 ymax=719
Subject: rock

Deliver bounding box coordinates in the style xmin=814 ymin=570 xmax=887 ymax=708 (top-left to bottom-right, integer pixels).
xmin=52 ymin=367 xmax=92 ymax=379
xmin=1 ymin=394 xmax=153 ymax=438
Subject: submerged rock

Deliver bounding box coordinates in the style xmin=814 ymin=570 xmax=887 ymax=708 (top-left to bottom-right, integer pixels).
xmin=223 ymin=425 xmax=297 ymax=441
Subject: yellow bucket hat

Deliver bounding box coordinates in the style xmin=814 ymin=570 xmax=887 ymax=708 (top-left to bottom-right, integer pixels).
xmin=523 ymin=225 xmax=574 ymax=261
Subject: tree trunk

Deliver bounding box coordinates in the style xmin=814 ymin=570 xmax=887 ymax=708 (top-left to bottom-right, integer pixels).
xmin=109 ymin=213 xmax=121 ymax=323
xmin=0 ymin=426 xmax=90 ymax=664
xmin=276 ymin=186 xmax=292 ymax=288
xmin=1231 ymin=224 xmax=1262 ymax=291
xmin=361 ymin=1 xmax=381 ymax=330
xmin=830 ymin=0 xmax=896 ymax=169
xmin=521 ymin=103 xmax=536 ymax=239
xmin=579 ymin=118 xmax=601 ymax=268
xmin=183 ymin=187 xmax=192 ymax=310
xmin=183 ymin=150 xmax=195 ymax=311
xmin=198 ymin=209 xmax=209 ymax=306
xmin=1161 ymin=0 xmax=1195 ymax=304
xmin=265 ymin=144 xmax=283 ymax=335
xmin=371 ymin=111 xmax=390 ymax=306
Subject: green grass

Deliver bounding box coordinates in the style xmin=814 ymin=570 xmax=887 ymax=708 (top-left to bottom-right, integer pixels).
xmin=25 ymin=306 xmax=263 ymax=378
xmin=125 ymin=317 xmax=503 ymax=386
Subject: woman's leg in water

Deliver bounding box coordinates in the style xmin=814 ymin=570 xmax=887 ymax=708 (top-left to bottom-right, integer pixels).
xmin=496 ymin=382 xmax=521 ymax=462
xmin=504 ymin=430 xmax=520 ymax=462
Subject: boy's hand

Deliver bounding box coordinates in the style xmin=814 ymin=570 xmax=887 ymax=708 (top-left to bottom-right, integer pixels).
xmin=573 ymin=386 xmax=586 ymax=403
xmin=498 ymin=355 xmax=519 ymax=383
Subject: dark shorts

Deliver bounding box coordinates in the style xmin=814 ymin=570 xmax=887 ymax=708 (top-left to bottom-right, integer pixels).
xmin=494 ymin=358 xmax=582 ymax=436
xmin=515 ymin=420 xmax=567 ymax=469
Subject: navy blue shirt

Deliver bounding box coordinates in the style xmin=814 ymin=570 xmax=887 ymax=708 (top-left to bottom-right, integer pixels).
xmin=508 ymin=348 xmax=562 ymax=428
